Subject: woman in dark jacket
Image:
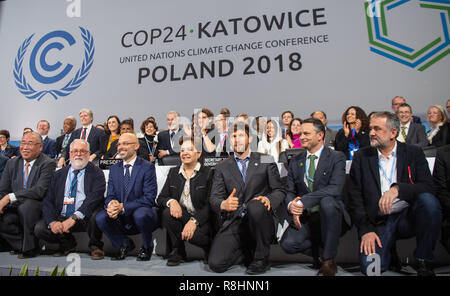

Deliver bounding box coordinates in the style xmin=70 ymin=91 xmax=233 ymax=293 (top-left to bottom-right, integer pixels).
xmin=138 ymin=117 xmax=158 ymax=163
xmin=0 ymin=130 xmax=19 ymax=158
xmin=426 ymin=105 xmax=450 ymax=147
xmin=157 ymin=136 xmax=213 ymax=266
xmin=334 ymin=106 xmax=370 ymax=160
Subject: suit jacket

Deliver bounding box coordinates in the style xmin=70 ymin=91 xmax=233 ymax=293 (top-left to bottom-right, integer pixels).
xmin=42 ymin=137 xmax=57 ymax=159
xmin=0 ymin=154 xmax=8 ymax=179
xmin=1 ymin=144 xmax=19 ymax=159
xmin=286 ymin=147 xmax=349 ymax=221
xmin=157 ymin=164 xmax=213 ymax=226
xmin=324 ymin=128 xmax=338 ymax=148
xmin=433 ymin=144 xmax=450 ymax=218
xmin=402 ymin=122 xmax=428 ymax=148
xmin=105 ymin=157 xmax=157 ymax=215
xmin=209 ymin=152 xmax=285 ymax=230
xmin=429 ymin=122 xmax=450 ymax=147
xmin=42 ymin=162 xmax=105 ymax=226
xmin=62 ymin=126 xmax=105 ymax=159
xmin=155 ymin=127 xmax=186 ymax=159
xmin=334 ymin=127 xmax=371 ymax=160
xmin=100 ymin=134 xmax=119 ymax=159
xmin=348 ymin=142 xmax=434 ymax=238
xmin=0 ymin=153 xmax=56 ymax=202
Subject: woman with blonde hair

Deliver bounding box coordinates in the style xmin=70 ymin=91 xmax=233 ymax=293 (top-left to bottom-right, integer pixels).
xmin=427 ymin=104 xmax=449 ymax=147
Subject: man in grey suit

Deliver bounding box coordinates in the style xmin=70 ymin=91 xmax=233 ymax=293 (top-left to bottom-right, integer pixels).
xmin=208 ymin=122 xmax=285 ymax=274
xmin=396 ymin=103 xmax=428 ymax=148
xmin=0 ymin=131 xmax=56 ymax=258
xmin=280 ymin=118 xmax=349 ymax=276
xmin=311 ymin=111 xmax=338 ymax=149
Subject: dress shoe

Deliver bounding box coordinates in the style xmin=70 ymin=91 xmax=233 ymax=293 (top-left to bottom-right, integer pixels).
xmin=53 ymin=239 xmax=77 ymax=257
xmin=136 ymin=245 xmax=153 ymax=261
xmin=17 ymin=248 xmax=39 ymax=259
xmin=166 ymin=248 xmax=187 ymax=266
xmin=246 ymin=257 xmax=270 ymax=275
xmin=416 ymin=259 xmax=435 ymax=276
xmin=317 ymin=259 xmax=338 ymax=276
xmin=202 ymin=245 xmax=211 ymax=265
xmin=111 ymin=241 xmax=135 ymax=261
xmin=90 ymin=248 xmax=105 ymax=260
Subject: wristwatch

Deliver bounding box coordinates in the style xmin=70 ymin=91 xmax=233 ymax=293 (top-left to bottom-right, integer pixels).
xmin=70 ymin=214 xmax=79 ymax=222
xmin=190 ymin=217 xmax=199 ymax=226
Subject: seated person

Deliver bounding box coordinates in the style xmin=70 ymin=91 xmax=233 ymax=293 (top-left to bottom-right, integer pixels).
xmin=157 ymin=136 xmax=213 ymax=266
xmin=103 ymin=119 xmax=134 ymax=159
xmin=396 ymin=103 xmax=428 ymax=148
xmin=426 ymin=105 xmax=449 ymax=147
xmin=257 ymin=119 xmax=289 ymax=163
xmin=0 ymin=130 xmax=19 ymax=158
xmin=96 ymin=133 xmax=159 ymax=261
xmin=34 ymin=139 xmax=106 ymax=259
xmin=100 ymin=115 xmax=121 ymax=159
xmin=286 ymin=118 xmax=303 ymax=149
xmin=433 ymin=144 xmax=450 ymax=253
xmin=138 ymin=117 xmax=158 ymax=163
xmin=335 ymin=106 xmax=370 ymax=160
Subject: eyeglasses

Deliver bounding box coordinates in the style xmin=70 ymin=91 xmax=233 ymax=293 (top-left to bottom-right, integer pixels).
xmin=20 ymin=141 xmax=40 ymax=147
xmin=117 ymin=142 xmax=135 ymax=146
xmin=70 ymin=149 xmax=89 ymax=155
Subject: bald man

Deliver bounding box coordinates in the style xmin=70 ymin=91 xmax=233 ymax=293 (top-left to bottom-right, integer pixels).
xmin=96 ymin=133 xmax=159 ymax=261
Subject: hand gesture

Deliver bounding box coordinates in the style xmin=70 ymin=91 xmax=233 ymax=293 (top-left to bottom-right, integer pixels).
xmin=221 ymin=188 xmax=239 ymax=212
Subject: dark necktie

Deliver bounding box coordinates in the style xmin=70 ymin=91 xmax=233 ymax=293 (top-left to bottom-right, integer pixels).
xmin=65 ymin=170 xmax=79 ymax=218
xmin=62 ymin=134 xmax=70 ymax=149
xmin=308 ymin=155 xmax=319 ymax=212
xmin=124 ymin=164 xmax=131 ymax=196
xmin=81 ymin=128 xmax=87 ymax=140
xmin=237 ymin=158 xmax=249 ymax=182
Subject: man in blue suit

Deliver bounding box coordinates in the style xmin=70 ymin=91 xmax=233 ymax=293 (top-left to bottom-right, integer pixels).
xmin=96 ymin=133 xmax=159 ymax=261
xmin=37 ymin=120 xmax=57 ymax=159
xmin=34 ymin=139 xmax=106 ymax=259
xmin=280 ymin=118 xmax=350 ymax=276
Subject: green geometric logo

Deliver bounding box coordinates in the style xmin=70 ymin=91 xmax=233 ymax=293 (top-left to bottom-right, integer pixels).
xmin=365 ymin=0 xmax=450 ymax=71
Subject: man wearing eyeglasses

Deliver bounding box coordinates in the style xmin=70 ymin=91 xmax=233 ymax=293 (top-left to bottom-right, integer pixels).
xmin=396 ymin=103 xmax=428 ymax=148
xmin=0 ymin=131 xmax=56 ymax=258
xmin=34 ymin=139 xmax=106 ymax=259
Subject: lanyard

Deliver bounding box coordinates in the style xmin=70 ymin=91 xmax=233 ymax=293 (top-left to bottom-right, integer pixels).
xmin=145 ymin=136 xmax=156 ymax=155
xmin=378 ymin=155 xmax=396 ymax=185
xmin=68 ymin=168 xmax=85 ymax=194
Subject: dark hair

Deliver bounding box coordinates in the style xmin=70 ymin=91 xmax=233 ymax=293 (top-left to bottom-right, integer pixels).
xmin=121 ymin=118 xmax=134 ymax=129
xmin=140 ymin=117 xmax=159 ymax=135
xmin=37 ymin=120 xmax=50 ymax=129
xmin=310 ymin=110 xmax=327 ymax=119
xmin=220 ymin=108 xmax=231 ymax=117
xmin=282 ymin=110 xmax=294 ymax=118
xmin=301 ymin=118 xmax=326 ymax=140
xmin=179 ymin=135 xmax=202 ymax=151
xmin=0 ymin=130 xmax=10 ymax=141
xmin=229 ymin=122 xmax=250 ymax=137
xmin=287 ymin=117 xmax=302 ymax=138
xmin=265 ymin=119 xmax=281 ymax=142
xmin=194 ymin=108 xmax=215 ymax=132
xmin=341 ymin=106 xmax=369 ymax=130
xmin=253 ymin=116 xmax=266 ymax=134
xmin=398 ymin=103 xmax=412 ymax=112
xmin=105 ymin=115 xmax=121 ymax=135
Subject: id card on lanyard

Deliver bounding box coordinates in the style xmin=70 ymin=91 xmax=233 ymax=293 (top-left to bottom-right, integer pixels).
xmin=64 ymin=168 xmax=85 ymax=205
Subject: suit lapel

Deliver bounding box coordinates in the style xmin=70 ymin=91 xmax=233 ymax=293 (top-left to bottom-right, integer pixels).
xmin=26 ymin=155 xmax=42 ymax=188
xmin=125 ymin=158 xmax=141 ymax=200
xmin=314 ymin=147 xmax=329 ymax=191
xmin=58 ymin=167 xmax=70 ymax=212
xmin=368 ymin=148 xmax=381 ymax=193
xmin=227 ymin=157 xmax=245 ymax=198
xmin=296 ymin=152 xmax=308 ymax=192
xmin=396 ymin=142 xmax=406 ymax=183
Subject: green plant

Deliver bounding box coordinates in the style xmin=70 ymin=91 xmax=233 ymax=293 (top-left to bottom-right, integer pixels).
xmin=1 ymin=263 xmax=66 ymax=276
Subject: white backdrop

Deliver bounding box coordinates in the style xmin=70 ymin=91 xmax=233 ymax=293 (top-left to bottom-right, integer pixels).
xmin=0 ymin=0 xmax=449 ymax=140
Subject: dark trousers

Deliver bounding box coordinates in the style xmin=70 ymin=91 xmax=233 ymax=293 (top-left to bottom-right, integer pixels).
xmin=359 ymin=192 xmax=442 ymax=275
xmin=34 ymin=208 xmax=104 ymax=251
xmin=280 ymin=195 xmax=343 ymax=260
xmin=161 ymin=207 xmax=210 ymax=252
xmin=96 ymin=206 xmax=159 ymax=249
xmin=0 ymin=199 xmax=42 ymax=252
xmin=208 ymin=199 xmax=275 ymax=273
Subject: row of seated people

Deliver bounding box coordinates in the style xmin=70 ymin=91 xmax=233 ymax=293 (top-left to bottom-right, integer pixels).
xmin=0 ymin=114 xmax=449 ymax=277
xmin=1 ymin=97 xmax=449 ymax=170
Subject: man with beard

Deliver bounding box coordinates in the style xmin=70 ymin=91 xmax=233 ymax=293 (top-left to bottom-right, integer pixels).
xmin=34 ymin=139 xmax=106 ymax=259
xmin=96 ymin=133 xmax=159 ymax=261
xmin=348 ymin=111 xmax=441 ymax=276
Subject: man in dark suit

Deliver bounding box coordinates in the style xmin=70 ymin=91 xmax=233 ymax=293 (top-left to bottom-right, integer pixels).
xmin=396 ymin=103 xmax=428 ymax=148
xmin=156 ymin=111 xmax=186 ymax=163
xmin=0 ymin=131 xmax=56 ymax=258
xmin=280 ymin=118 xmax=349 ymax=276
xmin=349 ymin=112 xmax=441 ymax=276
xmin=0 ymin=154 xmax=8 ymax=179
xmin=37 ymin=120 xmax=57 ymax=159
xmin=57 ymin=108 xmax=105 ymax=168
xmin=311 ymin=111 xmax=338 ymax=149
xmin=433 ymin=144 xmax=450 ymax=253
xmin=391 ymin=96 xmax=421 ymax=124
xmin=96 ymin=133 xmax=159 ymax=261
xmin=34 ymin=139 xmax=106 ymax=259
xmin=213 ymin=113 xmax=233 ymax=157
xmin=55 ymin=116 xmax=77 ymax=158
xmin=208 ymin=122 xmax=285 ymax=274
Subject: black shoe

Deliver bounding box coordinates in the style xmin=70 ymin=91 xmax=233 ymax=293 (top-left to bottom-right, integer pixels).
xmin=53 ymin=239 xmax=77 ymax=257
xmin=17 ymin=248 xmax=39 ymax=259
xmin=136 ymin=246 xmax=153 ymax=261
xmin=111 ymin=241 xmax=135 ymax=261
xmin=246 ymin=257 xmax=270 ymax=275
xmin=166 ymin=248 xmax=187 ymax=266
xmin=416 ymin=259 xmax=435 ymax=276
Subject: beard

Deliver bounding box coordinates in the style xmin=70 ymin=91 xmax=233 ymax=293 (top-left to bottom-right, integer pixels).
xmin=71 ymin=157 xmax=89 ymax=170
xmin=370 ymin=136 xmax=389 ymax=150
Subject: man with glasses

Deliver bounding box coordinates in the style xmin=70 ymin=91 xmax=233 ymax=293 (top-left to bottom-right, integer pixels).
xmin=0 ymin=131 xmax=56 ymax=258
xmin=34 ymin=139 xmax=106 ymax=260
xmin=391 ymin=96 xmax=421 ymax=124
xmin=96 ymin=133 xmax=159 ymax=261
xmin=396 ymin=103 xmax=428 ymax=148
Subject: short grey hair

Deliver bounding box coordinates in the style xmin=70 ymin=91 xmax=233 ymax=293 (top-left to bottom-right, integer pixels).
xmin=70 ymin=139 xmax=90 ymax=153
xmin=79 ymin=108 xmax=93 ymax=120
xmin=371 ymin=111 xmax=400 ymax=134
xmin=23 ymin=131 xmax=43 ymax=145
xmin=167 ymin=111 xmax=180 ymax=117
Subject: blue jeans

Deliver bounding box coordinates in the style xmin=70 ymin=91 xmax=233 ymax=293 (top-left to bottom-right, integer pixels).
xmin=359 ymin=192 xmax=442 ymax=275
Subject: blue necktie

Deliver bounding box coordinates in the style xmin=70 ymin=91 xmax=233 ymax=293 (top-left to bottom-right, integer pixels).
xmin=124 ymin=164 xmax=131 ymax=197
xmin=237 ymin=158 xmax=249 ymax=182
xmin=65 ymin=170 xmax=79 ymax=218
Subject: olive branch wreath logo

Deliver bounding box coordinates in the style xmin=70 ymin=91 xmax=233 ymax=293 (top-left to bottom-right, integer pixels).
xmin=13 ymin=27 xmax=94 ymax=101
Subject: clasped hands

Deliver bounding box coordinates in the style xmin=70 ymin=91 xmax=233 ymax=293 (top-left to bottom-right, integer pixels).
xmin=49 ymin=217 xmax=76 ymax=234
xmin=107 ymin=200 xmax=124 ymax=219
